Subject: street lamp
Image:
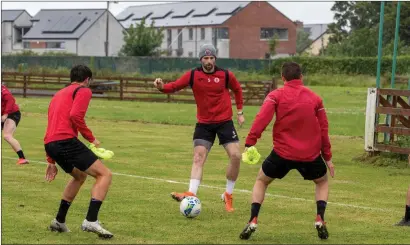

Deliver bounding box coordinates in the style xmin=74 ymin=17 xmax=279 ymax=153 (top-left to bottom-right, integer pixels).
xmin=105 ymin=1 xmax=119 ymax=56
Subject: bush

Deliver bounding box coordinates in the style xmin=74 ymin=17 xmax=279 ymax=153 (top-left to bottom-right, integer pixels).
xmin=269 ymin=56 xmax=410 ymax=76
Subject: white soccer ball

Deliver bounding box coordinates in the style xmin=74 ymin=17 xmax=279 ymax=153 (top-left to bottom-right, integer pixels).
xmin=179 ymin=196 xmax=201 ymax=218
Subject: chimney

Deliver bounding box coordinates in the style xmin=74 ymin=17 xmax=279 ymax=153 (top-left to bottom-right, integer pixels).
xmin=294 ymin=20 xmax=304 ymax=29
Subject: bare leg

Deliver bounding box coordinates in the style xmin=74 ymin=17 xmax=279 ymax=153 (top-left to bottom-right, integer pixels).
xmin=55 ymin=168 xmax=88 ymax=223
xmin=3 ymin=119 xmax=27 ymax=162
xmin=84 ymin=160 xmax=112 ymax=201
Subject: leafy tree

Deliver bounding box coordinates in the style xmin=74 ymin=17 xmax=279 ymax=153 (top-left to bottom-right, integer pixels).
xmin=119 ymin=18 xmax=165 ymax=57
xmin=296 ymin=29 xmax=312 ymax=54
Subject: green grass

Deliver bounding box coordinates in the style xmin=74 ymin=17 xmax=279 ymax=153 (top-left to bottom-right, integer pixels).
xmin=2 ymin=85 xmax=410 ymax=244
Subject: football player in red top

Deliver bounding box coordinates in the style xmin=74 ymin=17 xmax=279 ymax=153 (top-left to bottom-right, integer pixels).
xmin=239 ymin=62 xmax=335 ymax=240
xmin=44 ymin=65 xmax=113 ymax=238
xmin=154 ymin=44 xmax=245 ymax=212
xmin=1 ymin=84 xmax=28 ymax=165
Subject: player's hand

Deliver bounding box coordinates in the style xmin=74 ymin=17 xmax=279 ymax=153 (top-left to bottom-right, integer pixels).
xmin=45 ymin=163 xmax=58 ymax=182
xmin=326 ymin=160 xmax=335 ymax=178
xmin=92 ymin=139 xmax=101 ymax=147
xmin=237 ymin=114 xmax=245 ymax=127
xmin=154 ymin=78 xmax=164 ymax=90
xmin=1 ymin=114 xmax=8 ymax=122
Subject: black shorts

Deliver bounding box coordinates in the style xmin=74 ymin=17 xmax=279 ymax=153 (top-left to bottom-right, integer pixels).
xmin=193 ymin=120 xmax=239 ymax=146
xmin=2 ymin=110 xmax=21 ymax=130
xmin=44 ymin=138 xmax=98 ymax=173
xmin=262 ymin=150 xmax=327 ymax=180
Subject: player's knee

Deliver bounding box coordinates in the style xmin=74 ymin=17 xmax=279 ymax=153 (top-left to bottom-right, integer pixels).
xmin=106 ymin=169 xmax=112 ymax=179
xmin=193 ymin=152 xmax=206 ymax=166
xmin=229 ymin=151 xmax=241 ymax=163
xmin=314 ymin=174 xmax=328 ymax=184
xmin=103 ymin=168 xmax=113 ymax=183
xmin=78 ymin=172 xmax=88 ymax=184
xmin=3 ymin=134 xmax=13 ymax=142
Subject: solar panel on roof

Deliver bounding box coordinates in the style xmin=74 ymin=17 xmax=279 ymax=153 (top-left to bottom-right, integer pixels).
xmin=42 ymin=16 xmax=87 ymax=33
xmin=117 ymin=13 xmax=133 ymax=21
xmin=215 ymin=6 xmax=241 ymax=16
xmin=192 ymin=7 xmax=217 ymax=17
xmin=132 ymin=12 xmax=152 ymax=20
xmin=151 ymin=11 xmax=173 ymax=20
xmin=172 ymin=9 xmax=194 ymax=18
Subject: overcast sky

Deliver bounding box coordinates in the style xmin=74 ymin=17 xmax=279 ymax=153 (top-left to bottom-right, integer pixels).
xmin=1 ymin=1 xmax=335 ymax=24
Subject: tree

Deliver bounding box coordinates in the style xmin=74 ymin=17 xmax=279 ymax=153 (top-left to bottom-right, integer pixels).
xmin=268 ymin=34 xmax=279 ymax=58
xmin=296 ymin=29 xmax=312 ymax=54
xmin=119 ymin=18 xmax=165 ymax=57
xmin=325 ymin=1 xmax=410 ymax=56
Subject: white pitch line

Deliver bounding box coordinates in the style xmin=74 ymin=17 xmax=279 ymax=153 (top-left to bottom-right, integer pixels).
xmin=2 ymin=156 xmax=396 ymax=213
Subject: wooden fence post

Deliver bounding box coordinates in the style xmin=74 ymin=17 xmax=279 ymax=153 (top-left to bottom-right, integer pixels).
xmin=120 ymin=79 xmax=124 ymax=100
xmin=23 ymin=75 xmax=27 ymax=98
xmin=271 ymin=77 xmax=278 ymax=91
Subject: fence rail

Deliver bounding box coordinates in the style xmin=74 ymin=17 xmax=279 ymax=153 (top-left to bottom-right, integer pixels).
xmin=1 ymin=72 xmax=276 ymax=105
xmin=373 ymin=88 xmax=410 ymax=154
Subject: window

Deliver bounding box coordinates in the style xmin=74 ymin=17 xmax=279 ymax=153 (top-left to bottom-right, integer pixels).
xmin=167 ymin=29 xmax=172 ymax=47
xmin=178 ymin=29 xmax=182 ymax=49
xmin=23 ymin=42 xmax=30 ymax=49
xmin=303 ymin=27 xmax=311 ymax=34
xmin=216 ymin=28 xmax=229 ymax=39
xmin=46 ymin=42 xmax=65 ymax=49
xmin=200 ymin=28 xmax=205 ymax=40
xmin=260 ymin=28 xmax=288 ymax=40
xmin=189 ymin=28 xmax=193 ymax=40
xmin=14 ymin=28 xmax=23 ymax=43
xmin=188 ymin=51 xmax=193 ymax=57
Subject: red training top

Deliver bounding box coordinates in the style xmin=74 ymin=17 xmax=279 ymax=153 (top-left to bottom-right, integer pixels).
xmin=245 ymin=79 xmax=332 ymax=162
xmin=1 ymin=85 xmax=20 ymax=115
xmin=44 ymin=84 xmax=95 ymax=144
xmin=161 ymin=67 xmax=243 ymax=124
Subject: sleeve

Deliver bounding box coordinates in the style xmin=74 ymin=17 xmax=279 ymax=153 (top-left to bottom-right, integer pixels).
xmin=161 ymin=71 xmax=191 ymax=93
xmin=245 ymin=92 xmax=278 ymax=147
xmin=69 ymin=88 xmax=96 ymax=143
xmin=2 ymin=90 xmax=16 ymax=115
xmin=227 ymin=71 xmax=243 ymax=111
xmin=316 ymin=98 xmax=332 ymax=161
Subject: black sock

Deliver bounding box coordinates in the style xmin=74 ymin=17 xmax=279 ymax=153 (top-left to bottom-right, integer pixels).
xmin=86 ymin=198 xmax=103 ymax=222
xmin=405 ymin=205 xmax=410 ymax=221
xmin=56 ymin=199 xmax=71 ymax=223
xmin=17 ymin=150 xmax=25 ymax=159
xmin=249 ymin=203 xmax=261 ymax=222
xmin=317 ymin=200 xmax=327 ymax=221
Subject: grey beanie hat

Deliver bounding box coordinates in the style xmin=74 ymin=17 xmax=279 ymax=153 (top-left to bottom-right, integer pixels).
xmin=199 ymin=44 xmax=217 ymax=60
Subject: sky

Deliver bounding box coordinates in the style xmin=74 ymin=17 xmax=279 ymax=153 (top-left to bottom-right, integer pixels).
xmin=1 ymin=0 xmax=335 ymax=24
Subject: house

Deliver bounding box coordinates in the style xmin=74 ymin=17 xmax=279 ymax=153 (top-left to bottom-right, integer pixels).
xmin=21 ymin=9 xmax=125 ymax=56
xmin=301 ymin=23 xmax=331 ymax=55
xmin=116 ymin=1 xmax=297 ymax=59
xmin=1 ymin=10 xmax=33 ymax=54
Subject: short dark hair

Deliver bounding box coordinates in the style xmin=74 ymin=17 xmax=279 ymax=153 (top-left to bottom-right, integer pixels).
xmin=70 ymin=65 xmax=92 ymax=83
xmin=281 ymin=62 xmax=302 ymax=81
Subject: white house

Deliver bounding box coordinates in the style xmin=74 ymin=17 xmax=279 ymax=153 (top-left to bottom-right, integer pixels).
xmin=21 ymin=9 xmax=125 ymax=56
xmin=301 ymin=23 xmax=331 ymax=55
xmin=116 ymin=2 xmax=247 ymax=58
xmin=1 ymin=10 xmax=33 ymax=54
xmin=116 ymin=1 xmax=298 ymax=59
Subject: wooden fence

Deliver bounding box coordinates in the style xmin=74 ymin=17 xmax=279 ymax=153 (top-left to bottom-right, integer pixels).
xmin=374 ymin=88 xmax=410 ymax=154
xmin=1 ymin=72 xmax=276 ymax=106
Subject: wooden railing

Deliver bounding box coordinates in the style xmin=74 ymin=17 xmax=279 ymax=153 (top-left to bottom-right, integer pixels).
xmin=1 ymin=72 xmax=276 ymax=106
xmin=374 ymin=88 xmax=410 ymax=154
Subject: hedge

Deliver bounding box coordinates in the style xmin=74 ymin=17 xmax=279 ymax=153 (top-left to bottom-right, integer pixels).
xmin=270 ymin=56 xmax=410 ymax=76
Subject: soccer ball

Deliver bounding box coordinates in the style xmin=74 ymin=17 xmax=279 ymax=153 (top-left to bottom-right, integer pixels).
xmin=179 ymin=196 xmax=201 ymax=218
